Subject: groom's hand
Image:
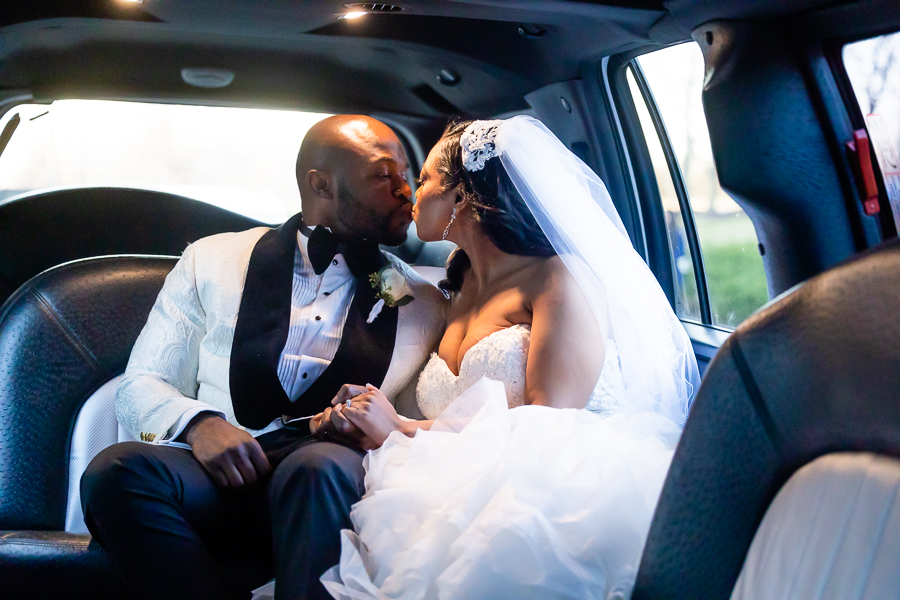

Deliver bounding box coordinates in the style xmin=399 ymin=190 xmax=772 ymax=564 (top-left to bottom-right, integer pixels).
xmin=185 ymin=413 xmax=271 ymax=487
xmin=309 ymin=385 xmax=379 ymax=450
xmin=323 ymin=384 xmax=370 ymax=439
xmin=311 ymin=406 xmax=378 ymax=451
xmin=333 ymin=384 xmax=370 ymax=407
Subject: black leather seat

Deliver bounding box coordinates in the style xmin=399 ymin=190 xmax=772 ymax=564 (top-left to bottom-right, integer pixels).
xmin=0 ymin=186 xmax=454 ymax=307
xmin=632 ymin=237 xmax=900 ymax=599
xmin=0 ymin=255 xmax=178 ymax=599
xmin=0 ymin=187 xmax=269 ymax=307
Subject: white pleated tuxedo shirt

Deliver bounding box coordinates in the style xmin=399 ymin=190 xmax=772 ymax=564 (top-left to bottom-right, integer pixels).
xmin=164 ymin=227 xmax=355 ymax=442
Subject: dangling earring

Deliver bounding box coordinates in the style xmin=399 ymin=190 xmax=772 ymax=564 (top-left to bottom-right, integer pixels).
xmin=442 ymin=206 xmax=457 ymax=241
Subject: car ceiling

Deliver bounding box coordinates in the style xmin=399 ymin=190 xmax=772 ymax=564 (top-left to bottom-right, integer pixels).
xmin=0 ymin=0 xmax=857 ymax=118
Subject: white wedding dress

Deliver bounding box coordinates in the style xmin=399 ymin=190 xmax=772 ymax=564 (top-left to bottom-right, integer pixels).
xmin=321 ymin=325 xmax=683 ymax=600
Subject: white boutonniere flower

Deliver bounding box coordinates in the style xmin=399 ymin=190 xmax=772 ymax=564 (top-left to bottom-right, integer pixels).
xmin=367 ymin=267 xmax=415 ymax=323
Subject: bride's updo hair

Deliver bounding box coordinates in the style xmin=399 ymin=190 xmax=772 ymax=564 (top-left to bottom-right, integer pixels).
xmin=434 ymin=118 xmax=556 ymax=293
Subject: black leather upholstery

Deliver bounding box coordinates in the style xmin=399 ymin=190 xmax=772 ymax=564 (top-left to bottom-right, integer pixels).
xmin=0 ymin=255 xmax=177 ymax=530
xmin=633 ymin=238 xmax=900 ymax=600
xmin=0 ymin=256 xmax=174 ymax=597
xmin=0 ymin=187 xmax=267 ymax=307
xmin=0 ymin=186 xmax=452 ymax=307
xmin=0 ymin=531 xmax=127 ymax=599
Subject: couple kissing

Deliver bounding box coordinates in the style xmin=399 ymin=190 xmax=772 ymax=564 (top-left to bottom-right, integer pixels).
xmin=82 ymin=114 xmax=699 ymax=600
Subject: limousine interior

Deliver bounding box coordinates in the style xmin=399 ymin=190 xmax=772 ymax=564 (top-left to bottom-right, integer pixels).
xmin=1 ymin=0 xmax=898 ymax=598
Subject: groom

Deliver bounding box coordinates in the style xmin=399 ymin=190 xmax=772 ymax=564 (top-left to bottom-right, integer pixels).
xmin=80 ymin=115 xmax=445 ymax=600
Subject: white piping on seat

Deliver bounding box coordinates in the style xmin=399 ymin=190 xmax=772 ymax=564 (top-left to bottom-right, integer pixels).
xmin=65 ymin=376 xmax=136 ymax=534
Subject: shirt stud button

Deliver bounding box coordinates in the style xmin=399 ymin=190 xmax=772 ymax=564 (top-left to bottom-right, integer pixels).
xmin=332 ymin=259 xmax=338 ymax=265
xmin=315 ymin=315 xmax=322 ymax=321
xmin=302 ymin=373 xmax=308 ymax=379
xmin=324 ymin=292 xmax=330 ymax=296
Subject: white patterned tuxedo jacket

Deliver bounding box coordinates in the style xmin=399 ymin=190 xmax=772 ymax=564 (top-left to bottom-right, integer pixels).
xmin=115 ymin=213 xmax=447 ymax=444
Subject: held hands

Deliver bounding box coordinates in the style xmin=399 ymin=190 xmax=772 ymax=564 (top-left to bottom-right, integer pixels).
xmin=310 ymin=384 xmax=367 ymax=438
xmin=310 ymin=387 xmax=381 ymax=451
xmin=333 ymin=383 xmax=406 ymax=447
xmin=184 ymin=413 xmax=271 ymax=488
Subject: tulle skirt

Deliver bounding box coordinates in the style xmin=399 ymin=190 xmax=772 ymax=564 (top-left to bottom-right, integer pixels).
xmin=321 ymin=377 xmax=681 ymax=600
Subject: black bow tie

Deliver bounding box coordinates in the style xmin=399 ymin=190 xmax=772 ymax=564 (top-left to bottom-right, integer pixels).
xmin=303 ymin=222 xmax=383 ymax=279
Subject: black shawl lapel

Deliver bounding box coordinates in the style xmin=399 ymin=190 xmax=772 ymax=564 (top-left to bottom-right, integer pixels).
xmin=229 ymin=212 xmax=303 ymax=429
xmin=230 ymin=213 xmax=400 ymax=429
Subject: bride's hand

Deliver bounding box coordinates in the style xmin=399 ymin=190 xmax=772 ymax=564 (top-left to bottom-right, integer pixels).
xmin=337 ymin=384 xmax=405 ymax=447
xmin=310 ymin=404 xmax=380 ymax=451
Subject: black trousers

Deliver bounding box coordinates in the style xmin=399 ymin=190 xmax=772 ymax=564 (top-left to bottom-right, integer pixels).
xmin=81 ymin=428 xmax=366 ymax=600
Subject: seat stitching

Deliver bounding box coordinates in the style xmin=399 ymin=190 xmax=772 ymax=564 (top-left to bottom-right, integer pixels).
xmin=731 ymin=335 xmax=786 ymax=457
xmin=30 ymin=288 xmax=109 ymax=380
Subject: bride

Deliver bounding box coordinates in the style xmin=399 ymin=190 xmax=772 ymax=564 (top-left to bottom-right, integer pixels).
xmin=312 ymin=116 xmax=700 ymax=599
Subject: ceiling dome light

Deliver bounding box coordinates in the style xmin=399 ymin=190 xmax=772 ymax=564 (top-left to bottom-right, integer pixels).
xmin=340 ymin=11 xmax=368 ymax=19
xmin=181 ymin=68 xmax=235 ymax=89
xmin=437 ymin=69 xmax=460 ymax=87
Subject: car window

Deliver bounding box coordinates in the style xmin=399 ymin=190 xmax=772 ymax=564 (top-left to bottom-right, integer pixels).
xmin=629 ymin=43 xmax=768 ymax=329
xmin=843 ymin=31 xmax=900 ymax=233
xmin=0 ymin=100 xmax=331 ymax=223
xmin=625 ymin=66 xmax=702 ymax=322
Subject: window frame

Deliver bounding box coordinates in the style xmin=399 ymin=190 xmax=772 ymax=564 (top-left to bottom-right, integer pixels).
xmin=600 ymin=53 xmax=677 ymax=315
xmin=603 ymin=47 xmax=724 ymax=328
xmin=826 ymin=33 xmax=900 ymax=239
xmin=626 ymin=58 xmax=712 ymax=326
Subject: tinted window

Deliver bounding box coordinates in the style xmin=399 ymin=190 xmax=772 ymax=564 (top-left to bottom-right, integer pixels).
xmin=0 ymin=100 xmax=330 ymax=223
xmin=631 ymin=43 xmax=768 ymax=328
xmin=626 ymin=66 xmax=702 ymax=322
xmin=843 ymin=32 xmax=900 ymax=232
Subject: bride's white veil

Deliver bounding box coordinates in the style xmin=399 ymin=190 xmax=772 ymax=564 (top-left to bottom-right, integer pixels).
xmin=466 ymin=116 xmax=699 ymax=425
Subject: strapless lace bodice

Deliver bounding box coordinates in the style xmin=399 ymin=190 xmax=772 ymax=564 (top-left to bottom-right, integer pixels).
xmin=416 ymin=324 xmax=626 ymax=420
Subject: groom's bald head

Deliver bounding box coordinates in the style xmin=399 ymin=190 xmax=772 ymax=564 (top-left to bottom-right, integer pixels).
xmin=296 ymin=116 xmax=396 ymax=184
xmin=296 ymin=115 xmax=413 ymax=244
